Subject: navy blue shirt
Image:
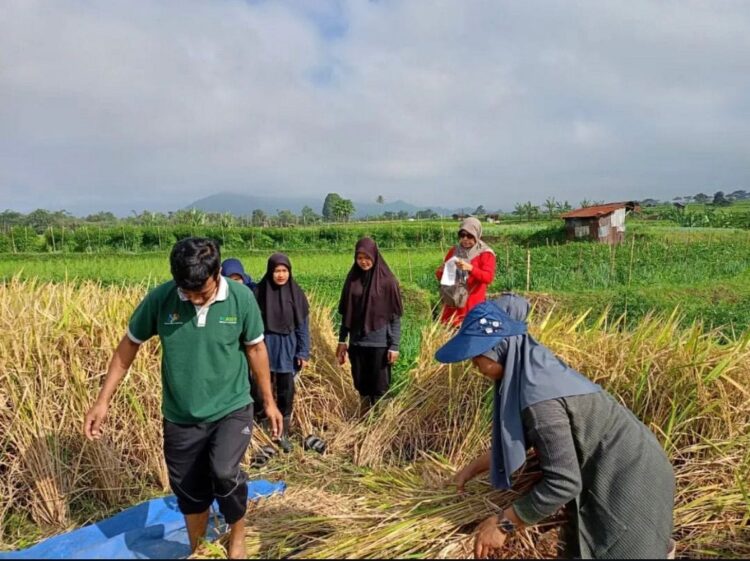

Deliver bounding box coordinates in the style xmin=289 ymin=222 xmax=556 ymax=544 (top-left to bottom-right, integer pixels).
xmin=265 ymin=318 xmax=310 ymax=374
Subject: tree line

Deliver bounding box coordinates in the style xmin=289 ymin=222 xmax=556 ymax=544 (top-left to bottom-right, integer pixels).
xmin=3 ymin=189 xmax=747 ymax=235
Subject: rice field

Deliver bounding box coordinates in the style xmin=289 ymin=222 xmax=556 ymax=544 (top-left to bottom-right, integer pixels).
xmin=2 ymin=230 xmax=749 ymax=291
xmin=1 ymin=279 xmax=748 ymax=558
xmin=2 ymin=226 xmax=750 ymax=332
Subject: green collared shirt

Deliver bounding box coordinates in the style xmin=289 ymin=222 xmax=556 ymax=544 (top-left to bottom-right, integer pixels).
xmin=127 ymin=276 xmax=264 ymax=423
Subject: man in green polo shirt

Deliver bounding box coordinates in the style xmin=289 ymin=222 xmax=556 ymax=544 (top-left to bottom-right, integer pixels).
xmin=84 ymin=237 xmax=282 ymax=559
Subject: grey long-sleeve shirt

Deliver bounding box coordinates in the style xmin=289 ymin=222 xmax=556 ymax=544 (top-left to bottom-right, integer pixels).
xmin=338 ymin=315 xmax=401 ymax=351
xmin=512 ymin=392 xmax=675 ymax=559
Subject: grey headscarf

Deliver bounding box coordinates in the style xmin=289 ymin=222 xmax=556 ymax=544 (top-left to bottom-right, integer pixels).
xmin=455 ymin=217 xmax=495 ymax=263
xmin=488 ymin=293 xmax=601 ymax=489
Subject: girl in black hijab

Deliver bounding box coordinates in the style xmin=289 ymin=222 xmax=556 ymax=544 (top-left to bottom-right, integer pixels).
xmin=252 ymin=253 xmax=310 ymax=452
xmin=336 ymin=237 xmax=403 ymax=412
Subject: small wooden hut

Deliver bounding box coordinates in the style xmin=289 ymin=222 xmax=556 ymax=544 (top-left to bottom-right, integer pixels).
xmin=561 ymin=201 xmax=639 ymax=244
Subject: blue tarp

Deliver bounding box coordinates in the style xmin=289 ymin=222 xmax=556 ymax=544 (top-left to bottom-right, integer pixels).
xmin=0 ymin=480 xmax=285 ymax=559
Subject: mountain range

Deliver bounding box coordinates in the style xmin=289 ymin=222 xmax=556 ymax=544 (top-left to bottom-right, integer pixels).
xmin=184 ymin=192 xmax=458 ymax=218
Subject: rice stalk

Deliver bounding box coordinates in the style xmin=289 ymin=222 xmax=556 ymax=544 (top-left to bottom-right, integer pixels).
xmin=1 ymin=279 xmax=748 ymax=557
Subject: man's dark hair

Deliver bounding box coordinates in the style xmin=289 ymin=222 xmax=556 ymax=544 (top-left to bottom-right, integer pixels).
xmin=170 ymin=237 xmax=221 ymax=291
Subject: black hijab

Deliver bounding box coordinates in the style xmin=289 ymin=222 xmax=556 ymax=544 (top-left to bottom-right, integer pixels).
xmin=255 ymin=253 xmax=309 ymax=335
xmin=338 ymin=237 xmax=403 ymax=335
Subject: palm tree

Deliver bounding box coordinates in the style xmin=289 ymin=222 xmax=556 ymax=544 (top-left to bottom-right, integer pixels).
xmin=543 ymin=197 xmax=558 ymax=218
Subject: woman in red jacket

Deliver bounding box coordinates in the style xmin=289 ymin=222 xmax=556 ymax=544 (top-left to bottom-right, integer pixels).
xmin=436 ymin=217 xmax=496 ymax=326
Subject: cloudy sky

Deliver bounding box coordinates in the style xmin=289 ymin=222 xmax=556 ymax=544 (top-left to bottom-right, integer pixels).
xmin=1 ymin=0 xmax=749 ymax=214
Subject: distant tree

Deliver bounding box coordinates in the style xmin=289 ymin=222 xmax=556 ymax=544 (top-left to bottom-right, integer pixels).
xmin=376 ymin=195 xmax=385 ymax=205
xmin=300 ymin=206 xmax=321 ymax=225
xmin=172 ymin=209 xmax=188 ymax=225
xmin=218 ymin=212 xmax=236 ymax=228
xmin=84 ymin=211 xmax=117 ymax=223
xmin=251 ymin=209 xmax=267 ymax=227
xmin=276 ymin=209 xmax=297 ymax=226
xmin=24 ymin=209 xmax=66 ymax=232
xmin=713 ymin=191 xmax=731 ymax=206
xmin=383 ymin=211 xmax=397 ymax=221
xmin=514 ymin=202 xmax=539 ymax=221
xmin=172 ymin=208 xmax=207 ymax=227
xmin=543 ymin=197 xmax=558 ymax=218
xmin=130 ymin=210 xmax=153 ymax=225
xmin=729 ymin=190 xmax=748 ymax=200
xmin=526 ymin=202 xmax=540 ymax=221
xmin=0 ymin=210 xmax=25 ymax=231
xmin=416 ymin=209 xmax=439 ymax=220
xmin=556 ymin=200 xmax=573 ymax=213
xmin=189 ymin=208 xmax=207 ymax=227
xmin=473 ymin=205 xmax=486 ymax=216
xmin=694 ymin=193 xmax=710 ymax=204
xmin=332 ymin=198 xmax=355 ymax=222
xmin=1 ymin=210 xmax=23 ymax=221
xmin=579 ymin=199 xmax=592 ymax=208
xmin=396 ymin=210 xmax=410 ymax=220
xmin=322 ymin=193 xmax=343 ymax=221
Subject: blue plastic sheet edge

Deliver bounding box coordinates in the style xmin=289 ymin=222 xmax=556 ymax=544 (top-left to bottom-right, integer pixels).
xmin=0 ymin=479 xmax=285 ymax=560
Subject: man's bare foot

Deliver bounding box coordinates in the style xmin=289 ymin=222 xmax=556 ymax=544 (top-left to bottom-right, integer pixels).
xmin=226 ymin=518 xmax=246 ymax=559
xmin=227 ymin=537 xmax=246 ymax=559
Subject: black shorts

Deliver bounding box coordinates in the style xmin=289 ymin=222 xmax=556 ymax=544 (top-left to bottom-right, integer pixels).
xmin=162 ymin=404 xmax=253 ymax=525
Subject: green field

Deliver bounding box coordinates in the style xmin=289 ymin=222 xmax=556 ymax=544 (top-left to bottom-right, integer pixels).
xmin=2 ymin=220 xmax=749 ymax=557
xmin=2 ymin=221 xmax=749 ymax=382
xmin=2 ymin=224 xmax=749 ymax=329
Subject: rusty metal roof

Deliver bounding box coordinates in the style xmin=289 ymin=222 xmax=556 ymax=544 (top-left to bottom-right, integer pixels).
xmin=561 ymin=202 xmax=635 ymax=219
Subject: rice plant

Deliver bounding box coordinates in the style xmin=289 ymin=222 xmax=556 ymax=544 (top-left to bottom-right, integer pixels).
xmin=1 ymin=279 xmax=748 ymax=557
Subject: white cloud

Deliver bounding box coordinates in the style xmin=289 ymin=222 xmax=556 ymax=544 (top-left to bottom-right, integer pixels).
xmin=1 ymin=0 xmax=749 ymax=213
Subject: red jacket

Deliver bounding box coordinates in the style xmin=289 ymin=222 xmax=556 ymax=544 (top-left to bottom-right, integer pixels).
xmin=436 ymin=247 xmax=496 ymax=326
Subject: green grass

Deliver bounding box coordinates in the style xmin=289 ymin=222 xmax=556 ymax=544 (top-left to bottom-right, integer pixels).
xmin=2 ymin=230 xmax=749 ymax=289
xmin=552 ymin=270 xmax=750 ymax=335
xmin=2 ymin=227 xmax=749 ymax=332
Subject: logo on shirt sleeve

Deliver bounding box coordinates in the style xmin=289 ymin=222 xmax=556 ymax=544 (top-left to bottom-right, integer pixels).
xmin=165 ymin=312 xmax=184 ymax=325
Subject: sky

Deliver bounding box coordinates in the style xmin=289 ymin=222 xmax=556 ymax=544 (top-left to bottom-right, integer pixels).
xmin=1 ymin=0 xmax=749 ymax=215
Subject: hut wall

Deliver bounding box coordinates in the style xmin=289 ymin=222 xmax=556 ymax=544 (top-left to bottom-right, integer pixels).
xmin=565 ymin=218 xmax=596 ymax=240
xmin=612 ymin=208 xmax=626 ymax=231
xmin=598 ymin=213 xmax=624 ymax=244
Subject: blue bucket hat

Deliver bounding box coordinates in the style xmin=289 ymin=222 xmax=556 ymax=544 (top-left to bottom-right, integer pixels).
xmin=221 ymin=258 xmax=252 ymax=287
xmin=434 ymin=300 xmax=528 ymax=363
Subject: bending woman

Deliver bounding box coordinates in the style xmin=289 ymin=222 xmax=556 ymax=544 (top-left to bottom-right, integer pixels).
xmin=435 ymin=294 xmax=675 ymax=559
xmin=252 ymin=253 xmax=310 ymax=452
xmin=337 ymin=237 xmax=403 ymax=411
xmin=436 ymin=217 xmax=496 ymax=326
